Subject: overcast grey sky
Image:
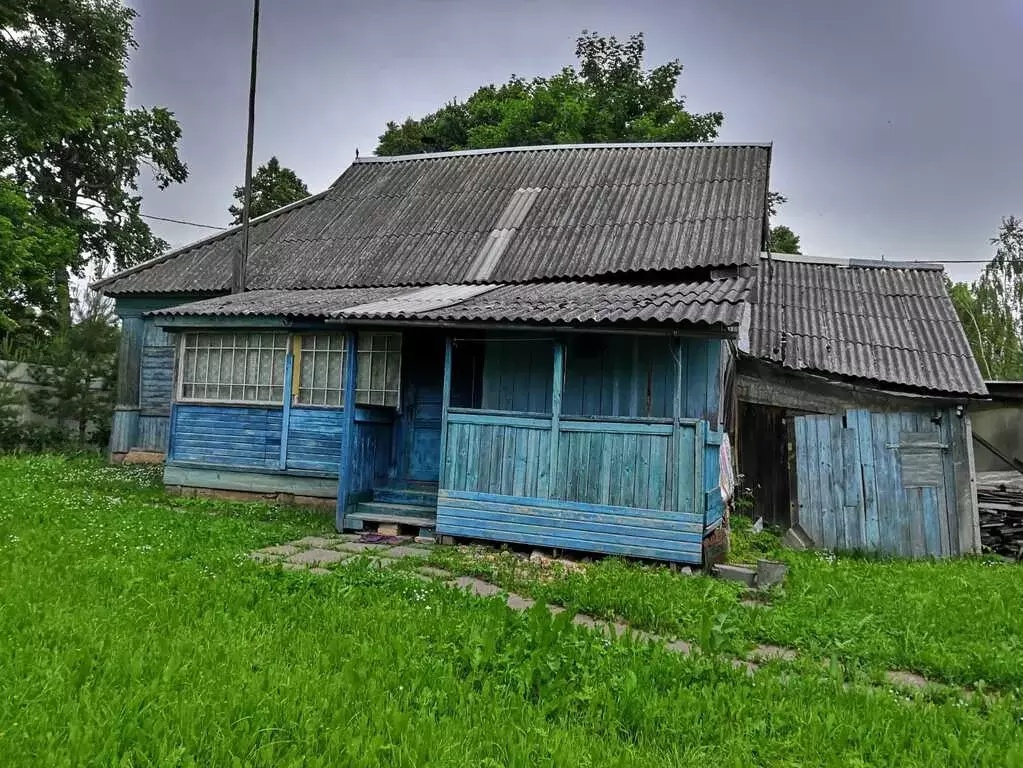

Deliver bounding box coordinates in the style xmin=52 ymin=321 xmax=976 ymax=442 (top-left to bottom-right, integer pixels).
xmin=126 ymin=0 xmax=1022 ymax=283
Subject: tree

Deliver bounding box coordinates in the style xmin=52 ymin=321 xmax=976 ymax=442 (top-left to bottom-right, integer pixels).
xmin=0 ymin=179 xmax=77 ymax=349
xmin=766 ymin=192 xmax=801 ymax=254
xmin=229 ymin=157 xmax=309 ymax=224
xmin=28 ymin=287 xmax=118 ymax=446
xmin=376 ymin=31 xmax=724 ymax=155
xmin=2 ymin=1 xmax=187 ymax=333
xmin=768 ymin=225 xmax=800 ymax=255
xmin=948 ymin=217 xmax=1023 ymax=380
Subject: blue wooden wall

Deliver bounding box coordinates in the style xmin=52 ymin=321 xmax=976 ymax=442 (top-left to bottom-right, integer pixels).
xmin=794 ymin=408 xmax=963 ymax=558
xmin=562 ymin=336 xmax=675 ymax=419
xmin=138 ymin=320 xmax=174 ymax=452
xmin=445 ymin=414 xmax=553 ymax=498
xmin=286 ymin=407 xmax=344 ymax=473
xmin=170 ymin=404 xmax=283 ymax=469
xmin=480 ymin=340 xmax=553 ymax=413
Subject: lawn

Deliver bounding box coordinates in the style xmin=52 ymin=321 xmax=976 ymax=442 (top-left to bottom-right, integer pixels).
xmin=428 ymin=517 xmax=1023 ymax=689
xmin=1 ymin=455 xmax=1022 ymax=766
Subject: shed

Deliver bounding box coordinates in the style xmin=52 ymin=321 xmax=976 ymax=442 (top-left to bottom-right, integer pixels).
xmin=738 ymin=254 xmax=987 ymax=557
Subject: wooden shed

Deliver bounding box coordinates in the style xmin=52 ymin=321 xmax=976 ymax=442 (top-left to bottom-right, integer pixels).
xmin=738 ymin=254 xmax=987 ymax=557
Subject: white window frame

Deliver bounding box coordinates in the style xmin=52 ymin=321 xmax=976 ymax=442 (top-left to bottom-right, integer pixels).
xmin=294 ymin=333 xmax=346 ymax=408
xmin=355 ymin=331 xmax=402 ymax=407
xmin=176 ymin=331 xmax=289 ymax=405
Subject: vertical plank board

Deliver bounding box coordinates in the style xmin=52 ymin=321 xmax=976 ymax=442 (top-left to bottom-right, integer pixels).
xmin=694 ymin=420 xmax=706 ymax=525
xmin=536 ymin=430 xmax=550 ymax=498
xmin=815 ymin=416 xmax=836 ymax=549
xmin=620 ymin=432 xmax=637 ymax=508
xmin=950 ymin=413 xmax=974 ymax=555
xmin=549 ymin=341 xmax=564 ymax=493
xmin=921 ymin=486 xmax=942 ymax=557
xmin=674 ymin=425 xmax=696 ymax=515
xmin=902 ymin=412 xmax=926 ymax=558
xmin=827 ymin=415 xmax=846 ymax=550
xmin=851 ymin=410 xmax=881 ymax=551
xmin=512 ymin=427 xmax=528 ymax=497
xmin=602 ymin=431 xmax=619 ymax=506
xmin=476 ymin=424 xmax=492 ymax=492
xmin=524 ymin=427 xmax=538 ymax=498
xmin=705 ymin=341 xmax=722 ymax=427
xmin=870 ymin=412 xmax=896 ymax=555
xmin=794 ymin=415 xmax=810 ymax=537
xmin=963 ymin=414 xmax=981 ymax=554
xmin=936 ymin=412 xmax=955 ymax=557
xmin=465 ymin=423 xmax=480 ymax=493
xmin=841 ymin=423 xmax=863 ymax=549
xmin=492 ymin=425 xmax=507 ymax=496
xmin=889 ymin=413 xmax=912 ymax=557
xmin=648 ymin=435 xmax=667 ymax=510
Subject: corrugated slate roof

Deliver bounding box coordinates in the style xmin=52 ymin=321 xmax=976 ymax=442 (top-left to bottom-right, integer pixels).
xmin=97 ymin=143 xmax=770 ymax=295
xmin=749 ymin=256 xmax=986 ymax=395
xmin=148 ymin=276 xmax=752 ymax=329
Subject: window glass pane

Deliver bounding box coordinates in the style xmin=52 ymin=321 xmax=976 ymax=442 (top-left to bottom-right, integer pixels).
xmin=177 ymin=332 xmax=286 ymax=405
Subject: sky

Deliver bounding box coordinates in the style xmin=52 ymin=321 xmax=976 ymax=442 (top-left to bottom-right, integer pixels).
xmin=127 ymin=0 xmax=1023 ymax=283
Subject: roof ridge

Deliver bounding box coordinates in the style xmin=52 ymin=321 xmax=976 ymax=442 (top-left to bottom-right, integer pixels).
xmin=355 ymin=142 xmax=773 ymax=164
xmin=764 ymin=251 xmax=944 ymax=271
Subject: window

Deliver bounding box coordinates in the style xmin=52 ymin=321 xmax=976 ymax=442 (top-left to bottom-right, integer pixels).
xmin=356 ymin=332 xmax=402 ymax=406
xmin=179 ymin=332 xmax=288 ymax=404
xmin=294 ymin=332 xmax=402 ymax=408
xmin=296 ymin=334 xmax=345 ymax=406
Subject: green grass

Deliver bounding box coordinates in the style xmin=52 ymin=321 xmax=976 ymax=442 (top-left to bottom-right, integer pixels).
xmin=428 ymin=516 xmax=1023 ymax=689
xmin=2 ymin=456 xmax=1023 ymax=766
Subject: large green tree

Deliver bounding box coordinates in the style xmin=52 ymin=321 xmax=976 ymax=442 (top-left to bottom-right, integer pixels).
xmin=1 ymin=0 xmax=187 ymax=333
xmin=229 ymin=156 xmax=309 ymax=224
xmin=948 ymin=217 xmax=1023 ymax=380
xmin=0 ymin=179 xmax=77 ymax=348
xmin=377 ymin=32 xmax=724 ymax=155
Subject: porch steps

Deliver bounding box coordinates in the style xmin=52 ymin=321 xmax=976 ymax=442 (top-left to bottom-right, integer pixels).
xmin=372 ymin=487 xmax=439 ymax=508
xmin=349 ymin=501 xmax=437 ymax=530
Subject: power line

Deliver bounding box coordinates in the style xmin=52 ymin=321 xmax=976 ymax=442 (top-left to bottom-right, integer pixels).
xmin=137 ymin=213 xmax=227 ymax=231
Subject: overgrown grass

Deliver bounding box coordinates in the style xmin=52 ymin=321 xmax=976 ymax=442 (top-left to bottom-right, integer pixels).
xmin=429 ymin=517 xmax=1023 ymax=689
xmin=2 ymin=456 xmax=1023 ymax=765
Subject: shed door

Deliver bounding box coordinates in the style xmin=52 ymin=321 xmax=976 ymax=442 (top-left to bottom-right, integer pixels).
xmin=793 ymin=409 xmax=957 ymax=557
xmin=400 ymin=334 xmax=444 ymax=483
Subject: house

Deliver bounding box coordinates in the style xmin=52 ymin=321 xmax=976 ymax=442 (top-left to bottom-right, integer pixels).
xmin=736 ymin=254 xmax=988 ymax=557
xmin=96 ymin=142 xmax=986 ymax=563
xmin=97 ymin=143 xmax=766 ymax=565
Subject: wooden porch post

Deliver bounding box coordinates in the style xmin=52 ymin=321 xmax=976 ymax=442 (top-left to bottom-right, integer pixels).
xmin=672 ymin=335 xmax=684 ymax=513
xmin=548 ymin=338 xmax=565 ymax=494
xmin=336 ymin=330 xmax=358 ymax=531
xmin=278 ymin=349 xmax=294 ymax=470
xmin=438 ymin=336 xmax=453 ymax=489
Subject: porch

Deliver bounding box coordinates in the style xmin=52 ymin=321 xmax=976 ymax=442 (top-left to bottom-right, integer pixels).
xmin=161 ymin=325 xmax=727 ymax=565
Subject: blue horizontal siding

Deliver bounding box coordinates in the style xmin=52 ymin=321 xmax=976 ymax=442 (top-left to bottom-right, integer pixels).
xmin=171 ymin=404 xmax=282 ymax=469
xmin=140 ymin=347 xmax=174 ymax=414
xmin=437 ymin=490 xmax=702 ymax=563
xmin=286 ymin=407 xmax=344 ymax=475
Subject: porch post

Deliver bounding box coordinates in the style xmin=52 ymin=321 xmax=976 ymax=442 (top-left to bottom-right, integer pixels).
xmin=336 ymin=330 xmax=358 ymax=531
xmin=548 ymin=338 xmax=564 ymax=494
xmin=438 ymin=336 xmax=453 ymax=489
xmin=672 ymin=335 xmax=684 ymax=513
xmin=278 ymin=349 xmax=294 ymax=470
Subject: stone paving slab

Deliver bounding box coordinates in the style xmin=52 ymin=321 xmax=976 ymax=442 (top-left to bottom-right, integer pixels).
xmin=257 ymin=544 xmax=301 ymax=557
xmin=750 ymin=644 xmax=798 ymax=662
xmin=339 ymin=556 xmax=395 ymax=569
xmin=885 ymin=670 xmax=931 ymax=689
xmin=248 ymin=551 xmax=284 ymax=562
xmin=335 ymin=541 xmax=389 ymax=554
xmin=378 ymin=546 xmax=433 ymax=559
xmin=286 ymin=548 xmax=350 ymax=566
xmin=417 ymin=566 xmax=451 ymax=579
xmin=309 ymin=567 xmax=332 ymax=576
xmin=448 ymin=575 xmax=503 ymax=597
xmin=506 ymin=594 xmax=535 ymax=611
xmin=292 ymin=536 xmax=343 ymax=549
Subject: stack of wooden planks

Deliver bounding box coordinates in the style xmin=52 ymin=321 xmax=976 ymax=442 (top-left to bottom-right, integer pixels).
xmin=976 ymin=471 xmax=1023 ymax=560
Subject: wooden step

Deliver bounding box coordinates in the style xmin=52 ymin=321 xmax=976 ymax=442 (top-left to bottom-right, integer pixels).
xmin=349 ymin=501 xmax=437 ymax=529
xmin=372 ymin=487 xmax=439 ymax=507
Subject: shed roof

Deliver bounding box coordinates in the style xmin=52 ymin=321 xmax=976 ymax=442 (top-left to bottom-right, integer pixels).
xmin=748 ymin=254 xmax=987 ymax=395
xmin=96 ymin=143 xmax=771 ymax=296
xmin=147 ymin=275 xmax=753 ymax=329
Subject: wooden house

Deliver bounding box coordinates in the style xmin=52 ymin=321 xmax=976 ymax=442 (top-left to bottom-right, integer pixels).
xmin=96 ymin=143 xmax=986 ymax=563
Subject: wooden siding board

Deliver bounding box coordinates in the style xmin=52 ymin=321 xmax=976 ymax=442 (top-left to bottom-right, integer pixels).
xmin=851 ymin=409 xmax=881 ymax=550
xmin=171 ymin=404 xmax=283 ymax=470
xmin=437 ymin=490 xmax=702 ymax=563
xmin=164 ymin=463 xmax=337 ymax=497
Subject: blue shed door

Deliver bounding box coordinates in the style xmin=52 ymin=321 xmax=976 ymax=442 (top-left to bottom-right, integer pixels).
xmin=400 ymin=335 xmax=444 ymax=483
xmin=793 ymin=409 xmax=957 ymax=557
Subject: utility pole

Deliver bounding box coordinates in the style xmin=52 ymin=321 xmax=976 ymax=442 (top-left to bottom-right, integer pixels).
xmin=233 ymin=0 xmax=260 ymax=294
